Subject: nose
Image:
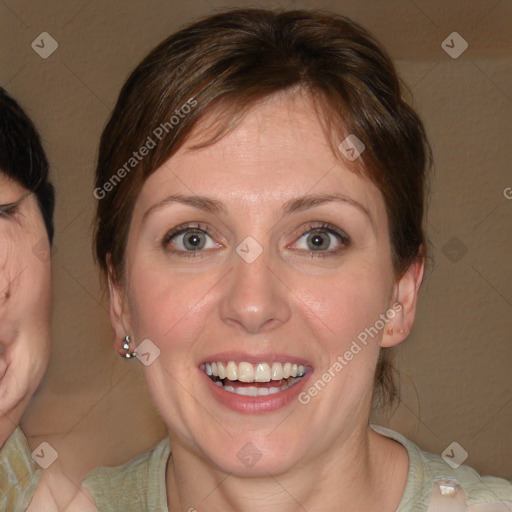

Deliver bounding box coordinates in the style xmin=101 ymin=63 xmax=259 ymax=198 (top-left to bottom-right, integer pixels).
xmin=219 ymin=246 xmax=291 ymax=335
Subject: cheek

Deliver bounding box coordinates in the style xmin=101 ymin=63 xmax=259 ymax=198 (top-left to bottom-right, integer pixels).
xmin=24 ymin=258 xmax=52 ymax=322
xmin=296 ymin=263 xmax=392 ymax=349
xmin=0 ymin=232 xmax=27 ymax=309
xmin=127 ymin=262 xmax=216 ymax=349
xmin=0 ymin=232 xmax=51 ymax=339
xmin=297 ymin=267 xmax=391 ymax=412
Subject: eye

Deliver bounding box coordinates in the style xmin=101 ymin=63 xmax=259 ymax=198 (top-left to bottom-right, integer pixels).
xmin=162 ymin=223 xmax=220 ymax=256
xmin=0 ymin=202 xmax=20 ymax=219
xmin=0 ymin=193 xmax=30 ymax=220
xmin=291 ymin=223 xmax=349 ymax=256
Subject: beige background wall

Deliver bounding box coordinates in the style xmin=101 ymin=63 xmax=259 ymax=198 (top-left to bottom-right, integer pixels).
xmin=1 ymin=0 xmax=510 ymax=488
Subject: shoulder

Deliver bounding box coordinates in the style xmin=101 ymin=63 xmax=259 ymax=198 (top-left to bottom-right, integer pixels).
xmin=82 ymin=437 xmax=171 ymax=512
xmin=0 ymin=427 xmax=41 ymax=510
xmin=1 ymin=427 xmax=98 ymax=512
xmin=419 ymin=448 xmax=512 ymax=509
xmin=370 ymin=424 xmax=512 ymax=511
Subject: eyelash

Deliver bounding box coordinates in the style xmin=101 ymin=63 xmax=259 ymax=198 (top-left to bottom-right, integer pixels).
xmin=160 ymin=222 xmax=350 ymax=259
xmin=0 ymin=203 xmax=20 ymax=219
xmin=294 ymin=222 xmax=350 ymax=258
xmin=161 ymin=223 xmax=216 ymax=258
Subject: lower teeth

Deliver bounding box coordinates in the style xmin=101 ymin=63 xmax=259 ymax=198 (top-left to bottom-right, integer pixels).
xmin=214 ymin=377 xmax=301 ymax=396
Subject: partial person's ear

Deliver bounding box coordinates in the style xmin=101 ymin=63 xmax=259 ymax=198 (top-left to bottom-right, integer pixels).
xmin=380 ymin=254 xmax=425 ymax=348
xmin=106 ymin=254 xmax=132 ymax=353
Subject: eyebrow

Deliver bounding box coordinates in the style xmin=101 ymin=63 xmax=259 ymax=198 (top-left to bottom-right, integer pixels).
xmin=143 ymin=192 xmax=371 ymax=224
xmin=143 ymin=194 xmax=228 ymax=222
xmin=281 ymin=193 xmax=370 ymax=218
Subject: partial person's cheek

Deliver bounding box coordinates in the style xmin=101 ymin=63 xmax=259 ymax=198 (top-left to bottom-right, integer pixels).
xmin=0 ymin=233 xmax=29 ymax=336
xmin=0 ymin=235 xmax=17 ymax=378
xmin=0 ymin=233 xmax=14 ymax=309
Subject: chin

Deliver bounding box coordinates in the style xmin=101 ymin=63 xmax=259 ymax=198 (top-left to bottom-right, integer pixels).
xmin=198 ymin=432 xmax=308 ymax=478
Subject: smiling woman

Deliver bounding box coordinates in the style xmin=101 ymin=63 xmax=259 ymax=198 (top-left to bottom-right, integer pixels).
xmin=0 ymin=87 xmax=54 ymax=510
xmin=77 ymin=8 xmax=511 ymax=512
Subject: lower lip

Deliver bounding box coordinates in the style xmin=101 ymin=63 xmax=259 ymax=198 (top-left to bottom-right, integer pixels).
xmin=200 ymin=368 xmax=311 ymax=413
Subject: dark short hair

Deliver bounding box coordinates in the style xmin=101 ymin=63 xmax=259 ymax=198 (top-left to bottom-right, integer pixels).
xmin=94 ymin=8 xmax=433 ymax=408
xmin=0 ymin=87 xmax=55 ymax=244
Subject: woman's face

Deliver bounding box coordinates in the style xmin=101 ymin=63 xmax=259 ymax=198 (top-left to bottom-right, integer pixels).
xmin=0 ymin=173 xmax=51 ymax=439
xmin=110 ymin=91 xmax=422 ymax=475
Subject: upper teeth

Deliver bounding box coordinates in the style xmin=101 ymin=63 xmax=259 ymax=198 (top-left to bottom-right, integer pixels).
xmin=204 ymin=361 xmax=306 ymax=382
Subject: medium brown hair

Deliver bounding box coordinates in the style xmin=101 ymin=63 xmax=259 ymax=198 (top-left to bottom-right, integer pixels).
xmin=94 ymin=8 xmax=432 ymax=408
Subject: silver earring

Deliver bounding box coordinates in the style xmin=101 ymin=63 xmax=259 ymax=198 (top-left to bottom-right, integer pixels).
xmin=122 ymin=335 xmax=137 ymax=359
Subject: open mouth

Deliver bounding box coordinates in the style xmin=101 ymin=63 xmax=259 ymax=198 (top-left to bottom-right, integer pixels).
xmin=200 ymin=361 xmax=308 ymax=397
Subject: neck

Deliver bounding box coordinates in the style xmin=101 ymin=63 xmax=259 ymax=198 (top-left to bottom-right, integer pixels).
xmin=166 ymin=424 xmax=408 ymax=512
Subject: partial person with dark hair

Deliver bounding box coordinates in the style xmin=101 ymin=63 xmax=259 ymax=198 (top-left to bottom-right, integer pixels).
xmin=0 ymin=87 xmax=55 ymax=510
xmin=55 ymin=7 xmax=512 ymax=512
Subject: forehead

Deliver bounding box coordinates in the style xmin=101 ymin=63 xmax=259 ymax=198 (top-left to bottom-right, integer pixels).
xmin=137 ymin=92 xmax=386 ymax=220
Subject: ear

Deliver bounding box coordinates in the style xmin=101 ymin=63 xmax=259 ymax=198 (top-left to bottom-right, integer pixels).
xmin=106 ymin=254 xmax=132 ymax=354
xmin=380 ymin=256 xmax=425 ymax=348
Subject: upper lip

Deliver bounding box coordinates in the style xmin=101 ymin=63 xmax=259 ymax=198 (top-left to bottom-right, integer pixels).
xmin=200 ymin=352 xmax=312 ymax=367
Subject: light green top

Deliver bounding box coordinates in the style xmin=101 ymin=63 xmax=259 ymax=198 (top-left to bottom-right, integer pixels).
xmin=83 ymin=424 xmax=512 ymax=512
xmin=0 ymin=426 xmax=41 ymax=510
